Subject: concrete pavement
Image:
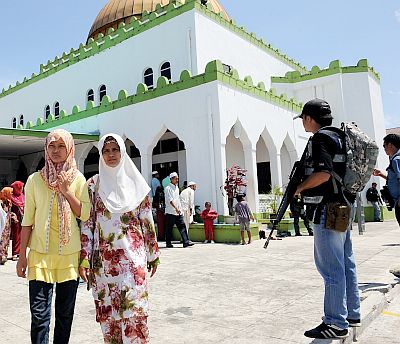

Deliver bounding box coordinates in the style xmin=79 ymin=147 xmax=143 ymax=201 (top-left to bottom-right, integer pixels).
xmin=0 ymin=220 xmax=399 ymax=343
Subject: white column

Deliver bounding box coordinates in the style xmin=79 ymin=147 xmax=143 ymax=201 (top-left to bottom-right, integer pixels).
xmin=244 ymin=146 xmax=259 ymax=213
xmin=215 ymin=143 xmax=229 ymax=217
xmin=75 ymin=143 xmax=95 ymax=173
xmin=270 ymin=152 xmax=283 ymax=189
xmin=140 ymin=153 xmax=152 ymax=185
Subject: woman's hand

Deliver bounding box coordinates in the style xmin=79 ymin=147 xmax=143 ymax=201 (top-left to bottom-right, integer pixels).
xmin=11 ymin=213 xmax=18 ymax=223
xmin=148 ymin=264 xmax=158 ymax=278
xmin=16 ymin=254 xmax=27 ymax=278
xmin=57 ymin=171 xmax=71 ymax=195
xmin=79 ymin=266 xmax=90 ymax=282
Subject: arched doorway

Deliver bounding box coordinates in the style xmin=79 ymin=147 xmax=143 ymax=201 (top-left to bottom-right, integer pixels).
xmin=125 ymin=139 xmax=141 ymax=171
xmin=225 ymin=127 xmax=245 ymax=172
xmin=15 ymin=162 xmax=28 ymax=183
xmin=151 ymin=130 xmax=186 ymax=186
xmin=256 ymin=136 xmax=272 ymax=194
xmin=36 ymin=157 xmax=45 ymax=171
xmin=84 ymin=146 xmax=99 ymax=179
xmin=280 ymin=143 xmax=291 ymax=187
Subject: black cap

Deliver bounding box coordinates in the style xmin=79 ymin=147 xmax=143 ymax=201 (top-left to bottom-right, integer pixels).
xmin=294 ymin=98 xmax=333 ymax=120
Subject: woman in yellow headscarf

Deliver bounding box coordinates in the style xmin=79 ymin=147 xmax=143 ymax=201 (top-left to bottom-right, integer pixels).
xmin=16 ymin=129 xmax=91 ymax=343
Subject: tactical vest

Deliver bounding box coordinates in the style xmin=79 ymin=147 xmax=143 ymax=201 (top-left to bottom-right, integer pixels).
xmin=302 ymin=127 xmax=347 ymax=205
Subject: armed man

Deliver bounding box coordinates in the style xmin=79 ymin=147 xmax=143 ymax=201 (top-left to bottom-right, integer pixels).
xmin=294 ymin=99 xmax=360 ymax=339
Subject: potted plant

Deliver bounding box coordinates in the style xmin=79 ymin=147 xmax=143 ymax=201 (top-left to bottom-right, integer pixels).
xmin=267 ymin=185 xmax=283 ymax=219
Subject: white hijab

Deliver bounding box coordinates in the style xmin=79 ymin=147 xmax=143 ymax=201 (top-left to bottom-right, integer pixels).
xmin=0 ymin=201 xmax=6 ymax=237
xmin=98 ymin=133 xmax=150 ymax=213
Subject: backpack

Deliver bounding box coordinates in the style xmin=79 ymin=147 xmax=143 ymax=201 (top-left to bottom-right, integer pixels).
xmin=323 ymin=123 xmax=379 ymax=195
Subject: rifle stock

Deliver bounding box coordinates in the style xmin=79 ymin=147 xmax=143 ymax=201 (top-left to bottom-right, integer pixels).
xmin=264 ymin=148 xmax=307 ymax=250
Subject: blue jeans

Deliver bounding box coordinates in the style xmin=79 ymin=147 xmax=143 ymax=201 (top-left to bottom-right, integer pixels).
xmin=313 ymin=211 xmax=360 ymax=329
xmin=29 ymin=279 xmax=79 ymax=344
xmin=371 ymin=202 xmax=381 ymax=221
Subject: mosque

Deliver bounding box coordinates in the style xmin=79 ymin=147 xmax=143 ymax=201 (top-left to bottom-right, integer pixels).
xmin=0 ymin=0 xmax=388 ymax=217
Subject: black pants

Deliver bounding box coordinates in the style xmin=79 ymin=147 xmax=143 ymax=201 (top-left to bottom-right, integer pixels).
xmin=395 ymin=203 xmax=400 ymax=226
xmin=29 ymin=279 xmax=79 ymax=344
xmin=293 ymin=212 xmax=312 ymax=235
xmin=165 ymin=214 xmax=189 ymax=245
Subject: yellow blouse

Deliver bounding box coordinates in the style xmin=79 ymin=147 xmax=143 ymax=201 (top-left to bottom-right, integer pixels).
xmin=22 ymin=172 xmax=91 ymax=283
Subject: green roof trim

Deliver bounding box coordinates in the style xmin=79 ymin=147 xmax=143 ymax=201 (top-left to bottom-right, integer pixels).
xmin=28 ymin=60 xmax=301 ymax=131
xmin=0 ymin=127 xmax=99 ymax=141
xmin=0 ymin=0 xmax=308 ymax=100
xmin=271 ymin=59 xmax=380 ymax=84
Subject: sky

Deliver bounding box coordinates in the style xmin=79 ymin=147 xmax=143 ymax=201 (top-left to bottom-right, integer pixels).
xmin=0 ymin=0 xmax=399 ymax=128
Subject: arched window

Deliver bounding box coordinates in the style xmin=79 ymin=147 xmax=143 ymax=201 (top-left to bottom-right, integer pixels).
xmin=99 ymin=85 xmax=107 ymax=102
xmin=45 ymin=105 xmax=51 ymax=120
xmin=160 ymin=62 xmax=171 ymax=82
xmin=19 ymin=115 xmax=24 ymax=127
xmin=144 ymin=68 xmax=154 ymax=90
xmin=54 ymin=102 xmax=60 ymax=119
xmin=87 ymin=89 xmax=95 ymax=102
xmin=12 ymin=117 xmax=17 ymax=128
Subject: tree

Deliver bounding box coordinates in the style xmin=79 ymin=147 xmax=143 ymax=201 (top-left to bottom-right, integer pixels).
xmin=224 ymin=165 xmax=248 ymax=215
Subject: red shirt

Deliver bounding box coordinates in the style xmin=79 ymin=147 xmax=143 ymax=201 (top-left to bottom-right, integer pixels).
xmin=200 ymin=209 xmax=218 ymax=221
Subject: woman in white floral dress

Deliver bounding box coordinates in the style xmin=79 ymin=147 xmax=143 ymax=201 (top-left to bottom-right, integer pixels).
xmin=79 ymin=134 xmax=160 ymax=344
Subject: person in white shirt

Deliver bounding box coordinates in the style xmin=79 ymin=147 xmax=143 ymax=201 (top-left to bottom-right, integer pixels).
xmin=180 ymin=182 xmax=197 ymax=234
xmin=164 ymin=173 xmax=194 ymax=248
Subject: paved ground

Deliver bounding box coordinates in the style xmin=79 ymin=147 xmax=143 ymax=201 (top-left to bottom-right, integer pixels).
xmin=0 ymin=221 xmax=399 ymax=344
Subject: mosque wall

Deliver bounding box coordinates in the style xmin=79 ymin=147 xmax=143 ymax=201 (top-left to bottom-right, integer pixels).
xmin=272 ymin=71 xmax=388 ymax=200
xmin=193 ymin=12 xmax=297 ymax=90
xmin=0 ymin=11 xmax=197 ymax=129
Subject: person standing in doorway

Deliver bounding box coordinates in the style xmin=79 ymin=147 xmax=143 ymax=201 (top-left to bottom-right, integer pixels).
xmin=162 ymin=174 xmax=171 ymax=189
xmin=153 ymin=186 xmax=166 ymax=241
xmin=164 ymin=173 xmax=194 ymax=248
xmin=366 ymin=182 xmax=383 ymax=222
xmin=150 ymin=171 xmax=161 ymax=198
xmin=180 ymin=181 xmax=197 ymax=234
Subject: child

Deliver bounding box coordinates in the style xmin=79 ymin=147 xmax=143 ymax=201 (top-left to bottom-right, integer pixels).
xmin=234 ymin=194 xmax=255 ymax=245
xmin=200 ymin=202 xmax=218 ymax=243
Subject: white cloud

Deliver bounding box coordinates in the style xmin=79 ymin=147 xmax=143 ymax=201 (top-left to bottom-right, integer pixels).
xmin=395 ymin=9 xmax=400 ymax=22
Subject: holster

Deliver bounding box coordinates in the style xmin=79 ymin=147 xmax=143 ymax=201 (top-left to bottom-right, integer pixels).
xmin=325 ymin=202 xmax=351 ymax=232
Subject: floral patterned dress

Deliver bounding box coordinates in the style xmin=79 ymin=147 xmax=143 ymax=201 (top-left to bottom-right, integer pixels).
xmin=81 ymin=177 xmax=160 ymax=344
xmin=0 ymin=213 xmax=12 ymax=263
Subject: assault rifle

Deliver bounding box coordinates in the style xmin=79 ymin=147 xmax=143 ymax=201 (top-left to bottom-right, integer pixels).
xmin=264 ymin=149 xmax=307 ymax=250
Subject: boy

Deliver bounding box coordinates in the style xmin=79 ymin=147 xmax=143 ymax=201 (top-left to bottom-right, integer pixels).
xmin=234 ymin=194 xmax=255 ymax=245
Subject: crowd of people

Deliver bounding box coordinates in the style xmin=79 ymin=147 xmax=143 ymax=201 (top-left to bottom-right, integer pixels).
xmin=0 ymin=98 xmax=400 ymax=343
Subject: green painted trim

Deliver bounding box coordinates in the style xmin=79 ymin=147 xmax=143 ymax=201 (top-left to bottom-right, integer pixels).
xmin=271 ymin=59 xmax=380 ymax=84
xmin=29 ymin=60 xmax=302 ymax=131
xmin=171 ymin=222 xmax=261 ymax=243
xmin=0 ymin=127 xmax=99 ymax=141
xmin=1 ymin=0 xmax=308 ymax=100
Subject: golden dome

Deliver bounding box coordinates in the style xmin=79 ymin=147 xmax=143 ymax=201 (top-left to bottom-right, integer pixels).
xmin=88 ymin=0 xmax=229 ymax=40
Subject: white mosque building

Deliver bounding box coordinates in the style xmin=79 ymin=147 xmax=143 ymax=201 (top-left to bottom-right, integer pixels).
xmin=0 ymin=0 xmax=388 ymax=217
